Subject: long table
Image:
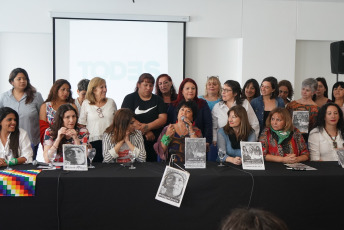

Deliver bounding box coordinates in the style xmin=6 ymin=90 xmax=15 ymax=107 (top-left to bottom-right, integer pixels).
xmin=1 ymin=161 xmax=344 ymax=230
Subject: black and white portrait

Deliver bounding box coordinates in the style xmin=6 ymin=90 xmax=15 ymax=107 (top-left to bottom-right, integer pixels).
xmin=63 ymin=144 xmax=88 ymax=171
xmin=292 ymin=111 xmax=309 ymax=133
xmin=336 ymin=149 xmax=344 ymax=168
xmin=155 ymin=166 xmax=190 ymax=207
xmin=240 ymin=142 xmax=265 ymax=170
xmin=185 ymin=138 xmax=206 ymax=168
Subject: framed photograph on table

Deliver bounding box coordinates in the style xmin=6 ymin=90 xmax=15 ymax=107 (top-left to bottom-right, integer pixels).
xmin=240 ymin=142 xmax=265 ymax=170
xmin=63 ymin=144 xmax=88 ymax=171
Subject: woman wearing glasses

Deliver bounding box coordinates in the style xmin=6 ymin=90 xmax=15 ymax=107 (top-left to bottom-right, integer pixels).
xmin=155 ymin=74 xmax=178 ymax=105
xmin=251 ymin=76 xmax=285 ymax=135
xmin=212 ymin=80 xmax=259 ymax=146
xmin=309 ymin=103 xmax=344 ymax=161
xmin=79 ymin=77 xmax=117 ymax=162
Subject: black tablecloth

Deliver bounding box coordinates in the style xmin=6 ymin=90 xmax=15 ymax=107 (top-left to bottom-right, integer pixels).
xmin=1 ymin=161 xmax=344 ymax=230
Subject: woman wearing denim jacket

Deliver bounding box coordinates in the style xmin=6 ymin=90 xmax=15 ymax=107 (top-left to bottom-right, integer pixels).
xmin=251 ymin=76 xmax=285 ymax=135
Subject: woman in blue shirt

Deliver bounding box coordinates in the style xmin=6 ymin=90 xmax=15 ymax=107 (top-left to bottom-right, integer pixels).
xmin=217 ymin=105 xmax=256 ymax=165
xmin=0 ymin=68 xmax=43 ymax=160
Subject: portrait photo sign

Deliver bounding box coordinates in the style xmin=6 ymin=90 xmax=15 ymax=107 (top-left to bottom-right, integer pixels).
xmin=63 ymin=144 xmax=88 ymax=171
xmin=240 ymin=142 xmax=265 ymax=170
xmin=155 ymin=166 xmax=190 ymax=208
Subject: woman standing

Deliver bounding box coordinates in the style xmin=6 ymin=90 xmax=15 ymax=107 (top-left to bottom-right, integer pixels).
xmin=259 ymin=108 xmax=309 ymax=163
xmin=103 ymin=108 xmax=146 ymax=163
xmin=199 ymin=76 xmax=221 ymax=111
xmin=251 ymin=76 xmax=285 ymax=135
xmin=217 ymin=105 xmax=256 ymax=165
xmin=278 ymin=80 xmax=294 ymax=106
xmin=43 ymin=104 xmax=89 ymax=163
xmin=155 ymin=74 xmax=178 ymax=105
xmin=39 ymin=79 xmax=77 ymax=146
xmin=331 ymin=81 xmax=344 ymax=114
xmin=154 ymin=100 xmax=202 ymax=162
xmin=0 ymin=107 xmax=33 ymax=166
xmin=75 ymin=79 xmax=90 ymax=114
xmin=286 ymin=78 xmax=320 ymax=141
xmin=167 ymin=78 xmax=212 ymax=151
xmin=241 ymin=79 xmax=260 ymax=103
xmin=79 ymin=77 xmax=117 ymax=163
xmin=312 ymin=77 xmax=331 ymax=107
xmin=212 ymin=80 xmax=259 ymax=143
xmin=122 ymin=73 xmax=167 ymax=162
xmin=309 ymin=103 xmax=344 ymax=161
xmin=0 ymin=68 xmax=43 ymax=160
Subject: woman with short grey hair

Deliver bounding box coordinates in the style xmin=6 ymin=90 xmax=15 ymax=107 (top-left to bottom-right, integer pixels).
xmin=286 ymin=78 xmax=320 ymax=142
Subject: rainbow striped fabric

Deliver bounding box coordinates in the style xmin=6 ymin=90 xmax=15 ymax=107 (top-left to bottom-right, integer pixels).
xmin=0 ymin=170 xmax=41 ymax=196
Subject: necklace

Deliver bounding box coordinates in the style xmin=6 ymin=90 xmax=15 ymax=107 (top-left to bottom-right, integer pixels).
xmin=324 ymin=128 xmax=338 ymax=148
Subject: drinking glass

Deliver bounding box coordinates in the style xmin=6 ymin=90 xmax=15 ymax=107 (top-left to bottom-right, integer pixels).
xmin=5 ymin=149 xmax=13 ymax=171
xmin=218 ymin=148 xmax=226 ymax=167
xmin=48 ymin=148 xmax=57 ymax=169
xmin=87 ymin=148 xmax=96 ymax=168
xmin=128 ymin=151 xmax=136 ymax=170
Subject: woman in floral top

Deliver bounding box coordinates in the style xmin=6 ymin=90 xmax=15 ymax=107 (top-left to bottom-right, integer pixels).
xmin=259 ymin=107 xmax=309 ymax=163
xmin=43 ymin=104 xmax=89 ymax=162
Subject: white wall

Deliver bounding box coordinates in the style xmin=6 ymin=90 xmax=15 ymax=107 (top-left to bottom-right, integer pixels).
xmin=1 ymin=0 xmax=344 ymax=99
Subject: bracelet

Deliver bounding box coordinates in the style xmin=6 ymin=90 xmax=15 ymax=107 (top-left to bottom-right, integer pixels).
xmin=52 ymin=145 xmax=58 ymax=149
xmin=161 ymin=134 xmax=171 ymax=146
xmin=6 ymin=158 xmax=18 ymax=166
xmin=189 ymin=132 xmax=195 ymax=136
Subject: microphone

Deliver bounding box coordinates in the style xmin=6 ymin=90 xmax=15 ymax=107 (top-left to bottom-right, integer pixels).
xmin=32 ymin=160 xmax=50 ymax=167
xmin=181 ymin=116 xmax=189 ymax=129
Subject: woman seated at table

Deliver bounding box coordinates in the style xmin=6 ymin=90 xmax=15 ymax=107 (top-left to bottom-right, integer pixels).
xmin=217 ymin=105 xmax=256 ymax=165
xmin=308 ymin=103 xmax=344 ymax=161
xmin=259 ymin=107 xmax=309 ymax=163
xmin=39 ymin=79 xmax=77 ymax=145
xmin=154 ymin=100 xmax=202 ymax=162
xmin=103 ymin=108 xmax=146 ymax=163
xmin=43 ymin=104 xmax=89 ymax=163
xmin=0 ymin=107 xmax=33 ymax=166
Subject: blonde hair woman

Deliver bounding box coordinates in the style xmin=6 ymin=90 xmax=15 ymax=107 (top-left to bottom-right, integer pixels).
xmin=79 ymin=77 xmax=117 ymax=162
xmin=199 ymin=76 xmax=221 ymax=111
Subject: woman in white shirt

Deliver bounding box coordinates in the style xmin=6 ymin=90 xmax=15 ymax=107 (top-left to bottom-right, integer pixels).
xmin=79 ymin=77 xmax=117 ymax=162
xmin=212 ymin=80 xmax=259 ymax=146
xmin=0 ymin=107 xmax=33 ymax=166
xmin=103 ymin=108 xmax=146 ymax=163
xmin=309 ymin=102 xmax=344 ymax=161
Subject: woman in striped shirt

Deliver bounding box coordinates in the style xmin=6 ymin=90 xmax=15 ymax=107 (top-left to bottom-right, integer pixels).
xmin=102 ymin=108 xmax=146 ymax=163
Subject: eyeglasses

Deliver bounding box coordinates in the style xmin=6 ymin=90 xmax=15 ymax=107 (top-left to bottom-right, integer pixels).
xmin=222 ymin=88 xmax=232 ymax=93
xmin=97 ymin=108 xmax=104 ymax=118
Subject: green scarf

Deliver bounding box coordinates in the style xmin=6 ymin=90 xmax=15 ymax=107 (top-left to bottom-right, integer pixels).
xmin=270 ymin=127 xmax=291 ymax=144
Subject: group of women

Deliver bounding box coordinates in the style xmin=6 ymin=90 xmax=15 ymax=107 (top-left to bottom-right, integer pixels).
xmin=0 ymin=67 xmax=344 ymax=168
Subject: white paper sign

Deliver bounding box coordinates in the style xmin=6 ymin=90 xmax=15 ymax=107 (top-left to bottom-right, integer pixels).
xmin=63 ymin=144 xmax=88 ymax=171
xmin=240 ymin=142 xmax=265 ymax=170
xmin=292 ymin=111 xmax=309 ymax=133
xmin=155 ymin=166 xmax=190 ymax=207
xmin=185 ymin=138 xmax=206 ymax=169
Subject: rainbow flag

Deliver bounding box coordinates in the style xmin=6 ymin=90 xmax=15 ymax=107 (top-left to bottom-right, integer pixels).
xmin=0 ymin=170 xmax=41 ymax=196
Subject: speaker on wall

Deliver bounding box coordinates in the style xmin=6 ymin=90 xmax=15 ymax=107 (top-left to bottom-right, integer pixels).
xmin=330 ymin=41 xmax=344 ymax=74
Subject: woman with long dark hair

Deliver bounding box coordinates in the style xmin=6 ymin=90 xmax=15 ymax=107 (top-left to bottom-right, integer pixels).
xmin=242 ymin=78 xmax=260 ymax=103
xmin=39 ymin=79 xmax=77 ymax=145
xmin=0 ymin=68 xmax=43 ymax=160
xmin=43 ymin=104 xmax=89 ymax=163
xmin=103 ymin=108 xmax=146 ymax=163
xmin=251 ymin=76 xmax=285 ymax=134
xmin=312 ymin=77 xmax=331 ymax=107
xmin=331 ymin=81 xmax=344 ymax=115
xmin=309 ymin=103 xmax=344 ymax=161
xmin=155 ymin=74 xmax=178 ymax=105
xmin=217 ymin=105 xmax=256 ymax=165
xmin=0 ymin=107 xmax=33 ymax=166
